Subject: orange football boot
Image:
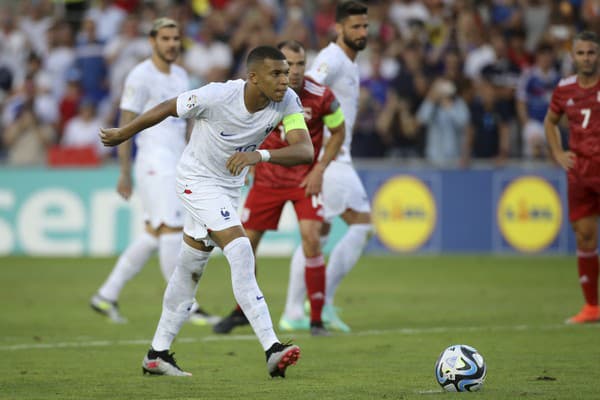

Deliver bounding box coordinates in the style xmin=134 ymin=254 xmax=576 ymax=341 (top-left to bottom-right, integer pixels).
xmin=565 ymin=304 xmax=600 ymax=324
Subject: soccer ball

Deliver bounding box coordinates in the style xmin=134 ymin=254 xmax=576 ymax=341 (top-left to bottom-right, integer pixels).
xmin=434 ymin=344 xmax=486 ymax=392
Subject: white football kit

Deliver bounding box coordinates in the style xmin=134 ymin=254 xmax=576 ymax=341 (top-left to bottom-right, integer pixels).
xmin=306 ymin=42 xmax=370 ymax=219
xmin=174 ymin=79 xmax=303 ymax=243
xmin=120 ymin=59 xmax=189 ymax=229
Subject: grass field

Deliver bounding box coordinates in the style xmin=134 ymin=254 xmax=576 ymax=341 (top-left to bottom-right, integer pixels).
xmin=1 ymin=255 xmax=599 ymax=399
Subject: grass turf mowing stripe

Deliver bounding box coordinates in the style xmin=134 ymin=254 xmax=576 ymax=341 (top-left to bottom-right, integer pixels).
xmin=2 ymin=322 xmax=598 ymax=351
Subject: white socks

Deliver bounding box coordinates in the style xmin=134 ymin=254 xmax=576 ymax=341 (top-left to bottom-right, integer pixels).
xmin=158 ymin=232 xmax=182 ymax=280
xmin=151 ymin=242 xmax=210 ymax=351
xmin=326 ymin=224 xmax=371 ymax=305
xmin=98 ymin=231 xmax=158 ymax=301
xmin=224 ymin=237 xmax=278 ymax=351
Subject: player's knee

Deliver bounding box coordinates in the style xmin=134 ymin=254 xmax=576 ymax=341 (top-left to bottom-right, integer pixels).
xmin=301 ymin=234 xmax=321 ymax=256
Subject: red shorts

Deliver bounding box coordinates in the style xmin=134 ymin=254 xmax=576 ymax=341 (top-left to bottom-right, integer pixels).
xmin=241 ymin=185 xmax=323 ymax=231
xmin=567 ymin=162 xmax=600 ymax=221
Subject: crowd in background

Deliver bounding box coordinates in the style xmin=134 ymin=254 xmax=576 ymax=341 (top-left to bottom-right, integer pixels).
xmin=0 ymin=0 xmax=596 ymax=167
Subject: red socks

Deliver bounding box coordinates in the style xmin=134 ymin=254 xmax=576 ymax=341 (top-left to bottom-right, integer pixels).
xmin=305 ymin=255 xmax=326 ymax=324
xmin=577 ymin=249 xmax=599 ymax=306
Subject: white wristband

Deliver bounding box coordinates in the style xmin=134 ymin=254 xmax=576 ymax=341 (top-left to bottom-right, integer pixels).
xmin=257 ymin=149 xmax=271 ymax=162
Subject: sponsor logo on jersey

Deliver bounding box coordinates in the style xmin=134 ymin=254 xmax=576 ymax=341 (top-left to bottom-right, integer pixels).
xmin=497 ymin=176 xmax=562 ymax=252
xmin=372 ymin=175 xmax=436 ymax=252
xmin=219 ymin=131 xmax=235 ymax=137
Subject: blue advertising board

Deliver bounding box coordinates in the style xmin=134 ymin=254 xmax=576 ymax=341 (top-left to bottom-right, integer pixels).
xmin=0 ymin=164 xmax=577 ymax=256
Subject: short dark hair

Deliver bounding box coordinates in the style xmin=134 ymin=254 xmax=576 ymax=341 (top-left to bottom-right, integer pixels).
xmin=277 ymin=40 xmax=305 ymax=53
xmin=246 ymin=46 xmax=287 ymax=70
xmin=336 ymin=1 xmax=368 ymax=23
xmin=574 ymin=30 xmax=600 ymax=46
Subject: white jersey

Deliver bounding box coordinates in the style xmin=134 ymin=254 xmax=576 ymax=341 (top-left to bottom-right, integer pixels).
xmin=175 ymin=79 xmax=303 ymax=189
xmin=306 ymin=42 xmax=360 ymax=163
xmin=120 ymin=59 xmax=189 ymax=169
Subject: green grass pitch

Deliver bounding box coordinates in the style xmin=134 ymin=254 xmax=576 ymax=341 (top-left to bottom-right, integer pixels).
xmin=1 ymin=255 xmax=599 ymax=399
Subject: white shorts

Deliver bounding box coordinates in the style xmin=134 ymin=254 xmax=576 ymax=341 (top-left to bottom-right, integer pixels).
xmin=322 ymin=160 xmax=371 ymax=221
xmin=176 ymin=178 xmax=242 ymax=247
xmin=134 ymin=161 xmax=184 ymax=229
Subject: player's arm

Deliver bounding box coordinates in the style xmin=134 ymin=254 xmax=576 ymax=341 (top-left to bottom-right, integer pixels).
xmin=544 ymin=108 xmax=574 ymax=170
xmin=115 ymin=110 xmax=138 ymax=200
xmin=100 ymin=99 xmax=178 ymax=146
xmin=301 ymin=106 xmax=345 ymax=195
xmin=226 ymin=113 xmax=313 ymax=175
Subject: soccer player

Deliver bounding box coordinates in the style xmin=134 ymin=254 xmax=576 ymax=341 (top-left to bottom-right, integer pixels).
xmin=285 ymin=0 xmax=372 ymax=332
xmin=100 ymin=46 xmax=313 ymax=377
xmin=89 ymin=18 xmax=218 ymax=326
xmin=212 ymin=40 xmax=345 ymax=336
xmin=544 ymin=30 xmax=600 ymax=324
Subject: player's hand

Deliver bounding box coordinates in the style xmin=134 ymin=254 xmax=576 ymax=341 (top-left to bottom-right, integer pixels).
xmin=116 ymin=172 xmax=133 ymax=200
xmin=553 ymin=150 xmax=576 ymax=170
xmin=226 ymin=151 xmax=261 ymax=176
xmin=99 ymin=127 xmax=127 ymax=146
xmin=300 ymin=164 xmax=325 ymax=196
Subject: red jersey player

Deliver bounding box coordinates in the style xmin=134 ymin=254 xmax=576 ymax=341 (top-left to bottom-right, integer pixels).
xmin=213 ymin=40 xmax=345 ymax=335
xmin=545 ymin=30 xmax=600 ymax=324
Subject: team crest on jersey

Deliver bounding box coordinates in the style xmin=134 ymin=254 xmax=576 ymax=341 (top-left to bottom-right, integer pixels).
xmin=220 ymin=207 xmax=231 ymax=220
xmin=264 ymin=123 xmax=274 ymax=134
xmin=186 ymin=94 xmax=198 ymax=109
xmin=566 ymin=98 xmax=574 ymax=106
xmin=303 ymin=107 xmax=312 ymax=121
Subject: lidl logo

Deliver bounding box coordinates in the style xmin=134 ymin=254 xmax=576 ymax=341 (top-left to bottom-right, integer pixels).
xmin=497 ymin=176 xmax=562 ymax=252
xmin=373 ymin=176 xmax=436 ymax=252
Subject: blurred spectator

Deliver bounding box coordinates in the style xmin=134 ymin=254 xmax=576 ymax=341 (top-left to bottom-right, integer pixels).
xmin=18 ymin=0 xmax=53 ymax=57
xmin=183 ymin=12 xmax=232 ymax=86
xmin=522 ymin=0 xmax=552 ymax=52
xmin=74 ymin=18 xmax=109 ymax=106
xmin=84 ymin=0 xmax=127 ymax=42
xmin=416 ymin=78 xmax=470 ymax=166
xmin=3 ymin=100 xmax=55 ymax=166
xmin=375 ymin=89 xmax=422 ymax=158
xmin=44 ymin=20 xmax=76 ymax=101
xmin=60 ymin=98 xmax=109 ymax=160
xmin=463 ymin=79 xmax=510 ymax=166
xmin=58 ymin=71 xmax=83 ymax=137
xmin=516 ymin=41 xmax=560 ymax=158
xmin=0 ymin=8 xmax=29 ymax=89
xmin=388 ymin=0 xmax=429 ymax=40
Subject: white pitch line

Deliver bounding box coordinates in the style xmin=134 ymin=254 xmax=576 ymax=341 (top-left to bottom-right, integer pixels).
xmin=1 ymin=323 xmax=598 ymax=352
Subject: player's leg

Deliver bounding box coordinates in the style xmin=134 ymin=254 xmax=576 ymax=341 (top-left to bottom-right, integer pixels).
xmin=320 ymin=162 xmax=372 ymax=332
xmin=298 ymin=217 xmax=329 ymax=335
xmin=567 ymin=215 xmax=599 ymax=324
xmin=213 ymin=186 xmax=284 ymax=334
xmin=212 ymin=228 xmax=265 ymax=333
xmin=92 ymin=222 xmax=158 ymax=323
xmin=144 ymin=233 xmax=212 ymax=376
xmin=282 ymin=209 xmax=330 ymax=330
xmin=211 ymin=225 xmax=300 ymax=377
xmin=327 ymin=209 xmax=372 ymax=306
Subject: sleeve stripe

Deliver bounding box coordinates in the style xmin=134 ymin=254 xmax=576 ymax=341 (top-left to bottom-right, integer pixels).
xmin=283 ymin=112 xmax=308 ymax=133
xmin=323 ymin=107 xmax=344 ymax=129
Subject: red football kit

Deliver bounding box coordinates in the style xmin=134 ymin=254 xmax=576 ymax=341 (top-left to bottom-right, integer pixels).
xmin=242 ymin=77 xmax=339 ymax=230
xmin=550 ymin=75 xmax=600 ymax=221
